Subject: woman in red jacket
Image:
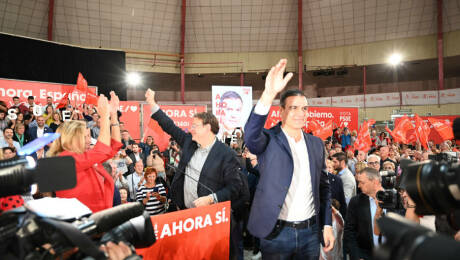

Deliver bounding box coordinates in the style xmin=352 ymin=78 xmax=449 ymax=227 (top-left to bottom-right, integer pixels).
xmin=48 ymin=92 xmax=122 ymax=212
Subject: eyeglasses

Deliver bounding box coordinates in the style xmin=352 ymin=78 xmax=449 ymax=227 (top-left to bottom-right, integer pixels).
xmin=368 ymin=161 xmax=379 ymax=165
xmin=191 ymin=124 xmax=203 ymax=129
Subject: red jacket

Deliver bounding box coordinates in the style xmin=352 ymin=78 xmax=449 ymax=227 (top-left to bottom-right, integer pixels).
xmin=56 ymin=139 xmax=122 ymax=213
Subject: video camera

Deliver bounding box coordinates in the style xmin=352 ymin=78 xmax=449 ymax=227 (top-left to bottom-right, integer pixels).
xmin=376 ymin=170 xmax=403 ymax=209
xmin=374 ymin=213 xmax=460 ymax=260
xmin=0 ymin=200 xmax=154 ymax=259
xmin=374 ymin=117 xmax=460 ymax=260
xmin=0 ymin=135 xmax=156 ymax=259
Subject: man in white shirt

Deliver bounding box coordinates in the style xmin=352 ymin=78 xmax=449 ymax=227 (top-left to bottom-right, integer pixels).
xmin=332 ymin=152 xmax=357 ymax=204
xmin=28 ymin=116 xmax=53 ymax=141
xmin=244 ymin=59 xmax=334 ymax=259
xmin=126 ymin=160 xmax=146 ymax=201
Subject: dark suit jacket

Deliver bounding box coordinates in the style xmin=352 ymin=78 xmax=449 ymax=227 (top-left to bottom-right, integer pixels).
xmin=344 ymin=193 xmax=374 ymax=260
xmin=28 ymin=126 xmax=54 ymax=141
xmin=328 ymin=172 xmax=347 ymax=219
xmin=151 ymin=109 xmax=244 ymax=210
xmin=244 ymin=110 xmax=332 ymax=239
xmin=13 ymin=132 xmax=31 ymax=146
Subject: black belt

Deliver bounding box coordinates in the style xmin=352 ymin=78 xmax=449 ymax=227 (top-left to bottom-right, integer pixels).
xmin=277 ymin=216 xmax=316 ymax=229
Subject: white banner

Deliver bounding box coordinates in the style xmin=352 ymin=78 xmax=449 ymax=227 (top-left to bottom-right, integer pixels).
xmin=307 ymin=97 xmax=332 ymax=107
xmin=440 ymin=88 xmax=460 ymax=104
xmin=365 ymin=92 xmax=401 ymax=107
xmin=212 ymin=85 xmax=252 ymax=139
xmin=402 ymin=90 xmax=438 ymax=105
xmin=332 ymin=95 xmax=364 ymax=107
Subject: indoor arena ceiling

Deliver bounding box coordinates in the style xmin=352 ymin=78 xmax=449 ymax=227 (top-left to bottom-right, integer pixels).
xmin=0 ymin=0 xmax=460 ymax=54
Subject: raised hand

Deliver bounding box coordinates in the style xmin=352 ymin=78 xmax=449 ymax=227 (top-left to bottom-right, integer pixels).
xmin=109 ymin=91 xmax=120 ymax=116
xmin=97 ymin=94 xmax=110 ymax=119
xmin=264 ymin=59 xmax=293 ymax=97
xmin=145 ymin=89 xmax=157 ymax=107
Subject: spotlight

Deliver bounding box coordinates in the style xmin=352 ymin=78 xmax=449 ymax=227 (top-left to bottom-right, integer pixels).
xmin=388 ymin=53 xmax=403 ymax=66
xmin=126 ymin=72 xmax=141 ymax=87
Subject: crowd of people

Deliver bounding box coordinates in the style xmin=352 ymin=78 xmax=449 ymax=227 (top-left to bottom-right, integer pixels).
xmin=0 ymin=59 xmax=459 ymax=260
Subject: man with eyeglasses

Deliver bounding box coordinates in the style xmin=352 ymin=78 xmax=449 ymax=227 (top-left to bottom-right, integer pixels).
xmin=145 ymin=89 xmax=247 ymax=259
xmin=367 ymin=154 xmax=381 ymax=171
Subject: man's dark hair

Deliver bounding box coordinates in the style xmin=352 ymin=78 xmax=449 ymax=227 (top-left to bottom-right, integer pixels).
xmin=132 ymin=143 xmax=139 ymax=147
xmin=13 ymin=96 xmax=19 ymax=100
xmin=280 ymin=89 xmax=307 ymax=108
xmin=194 ymin=112 xmax=220 ymax=135
xmin=3 ymin=127 xmax=13 ymax=134
xmin=332 ymin=152 xmax=348 ymax=164
xmin=221 ymin=91 xmax=242 ymax=102
xmin=3 ymin=147 xmax=15 ymax=153
xmin=27 ymin=96 xmax=34 ymax=100
xmin=24 ymin=114 xmax=32 ymax=121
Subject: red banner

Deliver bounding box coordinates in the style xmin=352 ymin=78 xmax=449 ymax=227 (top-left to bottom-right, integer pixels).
xmin=119 ymin=101 xmax=141 ymax=140
xmin=265 ymin=106 xmax=358 ymax=132
xmin=394 ymin=115 xmax=458 ymax=144
xmin=143 ymin=105 xmax=207 ymax=151
xmin=136 ymin=201 xmax=230 ymax=260
xmin=0 ymin=78 xmax=97 ymax=107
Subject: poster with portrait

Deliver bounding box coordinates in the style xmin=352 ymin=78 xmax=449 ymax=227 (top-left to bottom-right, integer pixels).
xmin=212 ymin=85 xmax=252 ymax=140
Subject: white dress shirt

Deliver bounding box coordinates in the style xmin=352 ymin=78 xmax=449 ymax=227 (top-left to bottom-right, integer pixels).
xmin=279 ymin=128 xmax=316 ymax=221
xmin=37 ymin=127 xmax=45 ymax=138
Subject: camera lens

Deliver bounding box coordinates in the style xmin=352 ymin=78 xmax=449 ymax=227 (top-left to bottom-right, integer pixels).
xmin=402 ymin=161 xmax=460 ymax=215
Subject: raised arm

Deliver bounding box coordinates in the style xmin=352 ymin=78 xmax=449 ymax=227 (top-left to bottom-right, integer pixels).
xmin=109 ymin=91 xmax=121 ymax=143
xmin=96 ymin=94 xmax=111 ymax=146
xmin=244 ymin=59 xmax=293 ymax=155
xmin=145 ymin=89 xmax=188 ymax=147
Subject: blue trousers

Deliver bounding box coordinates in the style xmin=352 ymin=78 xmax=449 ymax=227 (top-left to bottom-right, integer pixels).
xmin=260 ymin=223 xmax=320 ymax=260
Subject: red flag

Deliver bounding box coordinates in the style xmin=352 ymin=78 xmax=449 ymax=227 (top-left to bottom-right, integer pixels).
xmin=76 ymin=73 xmax=88 ymax=93
xmin=414 ymin=114 xmax=430 ymax=150
xmin=56 ymin=92 xmax=70 ymax=109
xmin=388 ymin=115 xmax=414 ymax=144
xmin=355 ymin=119 xmax=375 ymax=153
xmin=85 ymin=88 xmax=98 ymax=106
xmin=307 ymin=120 xmax=321 ymax=133
xmin=428 ymin=117 xmax=454 ymax=141
xmin=312 ymin=120 xmax=333 ymax=140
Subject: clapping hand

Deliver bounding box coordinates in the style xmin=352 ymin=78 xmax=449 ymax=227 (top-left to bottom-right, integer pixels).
xmin=109 ymin=91 xmax=120 ymax=116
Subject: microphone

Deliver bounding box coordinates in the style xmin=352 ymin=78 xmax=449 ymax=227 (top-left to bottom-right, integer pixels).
xmin=88 ymin=202 xmax=145 ymax=234
xmin=165 ymin=163 xmax=215 ymax=195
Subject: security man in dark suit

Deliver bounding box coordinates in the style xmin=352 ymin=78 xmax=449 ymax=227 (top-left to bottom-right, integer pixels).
xmin=344 ymin=167 xmax=384 ymax=260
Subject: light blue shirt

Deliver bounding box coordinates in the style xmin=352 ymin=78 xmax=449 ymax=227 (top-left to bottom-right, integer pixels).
xmin=369 ymin=197 xmax=385 ymax=246
xmin=0 ymin=138 xmax=21 ymax=151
